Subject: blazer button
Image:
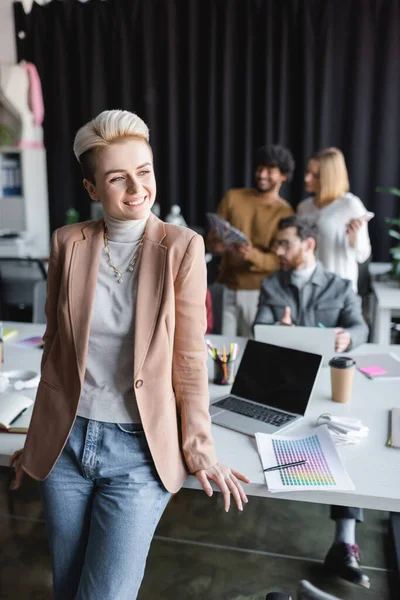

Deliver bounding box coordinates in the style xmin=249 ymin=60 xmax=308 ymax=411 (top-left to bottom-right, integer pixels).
xmin=135 ymin=379 xmax=143 ymax=389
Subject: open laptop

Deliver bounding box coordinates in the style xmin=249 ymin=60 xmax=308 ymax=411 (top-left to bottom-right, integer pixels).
xmin=254 ymin=324 xmax=335 ymax=367
xmin=210 ymin=340 xmax=322 ymax=436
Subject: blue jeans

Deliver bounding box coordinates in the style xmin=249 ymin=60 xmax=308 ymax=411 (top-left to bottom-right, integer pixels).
xmin=40 ymin=416 xmax=171 ymax=600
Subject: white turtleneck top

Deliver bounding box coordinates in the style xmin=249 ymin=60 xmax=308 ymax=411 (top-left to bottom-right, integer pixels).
xmin=76 ymin=212 xmax=149 ymax=423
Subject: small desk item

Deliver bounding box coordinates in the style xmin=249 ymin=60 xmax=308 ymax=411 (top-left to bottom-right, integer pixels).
xmin=355 ymin=353 xmax=400 ymax=381
xmin=388 ymin=408 xmax=400 ymax=449
xmin=253 ymin=325 xmax=335 ymax=367
xmin=206 ymin=213 xmax=248 ymax=245
xmin=2 ymin=369 xmax=39 ymax=391
xmin=205 ymin=339 xmax=239 ymax=385
xmin=263 ymin=459 xmax=307 ymax=472
xmin=16 ymin=336 xmax=44 ymax=349
xmin=2 ymin=328 xmax=18 ymax=341
xmin=0 ymin=392 xmax=33 ymax=433
xmin=256 ymin=425 xmax=355 ymax=493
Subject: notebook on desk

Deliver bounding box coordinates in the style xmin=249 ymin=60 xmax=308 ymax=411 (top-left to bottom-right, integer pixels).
xmin=0 ymin=393 xmax=33 ymax=433
xmin=355 ymin=353 xmax=400 ymax=381
xmin=210 ymin=340 xmax=322 ymax=436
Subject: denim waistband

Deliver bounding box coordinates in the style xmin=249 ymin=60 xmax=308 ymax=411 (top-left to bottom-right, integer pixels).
xmin=75 ymin=415 xmax=144 ymax=432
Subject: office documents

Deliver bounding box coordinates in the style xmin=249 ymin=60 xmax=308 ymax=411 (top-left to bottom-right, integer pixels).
xmin=256 ymin=425 xmax=355 ymax=493
xmin=355 ymin=353 xmax=400 ymax=380
xmin=206 ymin=213 xmax=248 ymax=245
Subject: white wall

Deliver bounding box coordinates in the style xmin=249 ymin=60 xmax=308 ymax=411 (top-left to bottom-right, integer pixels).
xmin=0 ymin=0 xmax=17 ymax=63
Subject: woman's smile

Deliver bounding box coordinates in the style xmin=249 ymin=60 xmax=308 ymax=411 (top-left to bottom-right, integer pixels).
xmin=123 ymin=196 xmax=147 ymax=207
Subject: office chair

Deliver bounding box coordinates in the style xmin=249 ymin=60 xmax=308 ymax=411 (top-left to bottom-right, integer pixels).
xmin=0 ymin=257 xmax=47 ymax=322
xmin=208 ymin=282 xmax=224 ymax=334
xmin=266 ymin=580 xmax=343 ymax=600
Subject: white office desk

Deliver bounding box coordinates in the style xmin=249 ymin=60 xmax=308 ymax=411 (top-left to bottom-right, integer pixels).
xmin=368 ymin=262 xmax=392 ymax=279
xmin=371 ymin=280 xmax=400 ymax=345
xmin=1 ymin=325 xmax=400 ymax=513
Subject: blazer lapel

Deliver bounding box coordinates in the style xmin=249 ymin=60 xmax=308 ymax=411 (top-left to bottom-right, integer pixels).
xmin=68 ymin=220 xmax=103 ymax=379
xmin=134 ymin=213 xmax=167 ymax=377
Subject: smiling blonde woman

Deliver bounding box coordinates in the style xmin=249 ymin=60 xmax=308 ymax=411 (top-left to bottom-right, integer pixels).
xmin=298 ymin=147 xmax=371 ymax=292
xmin=10 ymin=110 xmax=249 ymax=600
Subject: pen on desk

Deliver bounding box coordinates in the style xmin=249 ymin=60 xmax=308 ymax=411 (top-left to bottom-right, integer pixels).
xmin=263 ymin=459 xmax=307 ymax=473
xmin=8 ymin=408 xmax=28 ymax=426
xmin=317 ymin=322 xmax=325 ymax=328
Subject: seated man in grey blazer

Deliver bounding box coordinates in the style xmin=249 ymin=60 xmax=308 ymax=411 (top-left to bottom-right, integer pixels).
xmin=254 ymin=215 xmax=370 ymax=590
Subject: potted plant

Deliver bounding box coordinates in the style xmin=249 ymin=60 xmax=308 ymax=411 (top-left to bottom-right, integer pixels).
xmin=376 ymin=187 xmax=400 ymax=281
xmin=0 ymin=123 xmax=12 ymax=146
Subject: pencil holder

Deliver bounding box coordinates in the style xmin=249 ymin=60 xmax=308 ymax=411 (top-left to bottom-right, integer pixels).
xmin=213 ymin=360 xmax=236 ymax=385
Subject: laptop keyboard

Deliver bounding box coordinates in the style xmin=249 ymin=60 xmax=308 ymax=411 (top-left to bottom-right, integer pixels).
xmin=213 ymin=396 xmax=296 ymax=426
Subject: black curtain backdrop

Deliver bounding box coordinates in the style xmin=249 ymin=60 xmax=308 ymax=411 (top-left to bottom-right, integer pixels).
xmin=13 ymin=0 xmax=400 ymax=260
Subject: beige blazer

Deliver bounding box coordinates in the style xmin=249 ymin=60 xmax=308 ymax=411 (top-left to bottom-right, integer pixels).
xmin=22 ymin=213 xmax=217 ymax=493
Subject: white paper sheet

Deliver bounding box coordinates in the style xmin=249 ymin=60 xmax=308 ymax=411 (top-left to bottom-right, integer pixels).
xmin=255 ymin=425 xmax=355 ymax=493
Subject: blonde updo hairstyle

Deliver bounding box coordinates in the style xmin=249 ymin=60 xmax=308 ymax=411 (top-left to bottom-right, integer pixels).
xmin=312 ymin=147 xmax=350 ymax=206
xmin=73 ymin=110 xmax=150 ymax=183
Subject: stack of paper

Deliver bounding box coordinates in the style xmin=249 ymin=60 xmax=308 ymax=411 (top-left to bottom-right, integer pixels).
xmin=255 ymin=425 xmax=355 ymax=493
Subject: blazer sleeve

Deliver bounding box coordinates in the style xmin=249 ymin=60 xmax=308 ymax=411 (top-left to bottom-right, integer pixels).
xmin=41 ymin=229 xmax=62 ymax=372
xmin=338 ymin=281 xmax=369 ymax=350
xmin=253 ymin=283 xmax=277 ymax=329
xmin=172 ymin=234 xmax=218 ymax=473
xmin=348 ymin=196 xmax=372 ymax=263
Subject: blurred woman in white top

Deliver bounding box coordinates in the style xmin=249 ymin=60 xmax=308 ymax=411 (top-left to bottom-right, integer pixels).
xmin=297 ymin=147 xmax=371 ymax=292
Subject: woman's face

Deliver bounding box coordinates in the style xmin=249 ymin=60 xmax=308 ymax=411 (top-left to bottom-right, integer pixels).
xmin=84 ymin=138 xmax=156 ymax=220
xmin=304 ymin=159 xmax=321 ymax=194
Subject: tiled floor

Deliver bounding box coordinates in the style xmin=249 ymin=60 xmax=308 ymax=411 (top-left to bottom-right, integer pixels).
xmin=0 ymin=468 xmax=396 ymax=599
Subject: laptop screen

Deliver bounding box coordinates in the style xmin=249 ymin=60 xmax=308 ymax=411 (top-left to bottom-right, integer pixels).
xmin=231 ymin=340 xmax=322 ymax=416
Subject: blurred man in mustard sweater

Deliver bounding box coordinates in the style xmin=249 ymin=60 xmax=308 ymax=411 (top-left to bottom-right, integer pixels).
xmin=208 ymin=145 xmax=294 ymax=336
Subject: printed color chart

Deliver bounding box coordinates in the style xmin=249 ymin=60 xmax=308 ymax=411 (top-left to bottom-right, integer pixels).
xmin=272 ymin=436 xmax=336 ymax=487
xmin=255 ymin=425 xmax=355 ymax=493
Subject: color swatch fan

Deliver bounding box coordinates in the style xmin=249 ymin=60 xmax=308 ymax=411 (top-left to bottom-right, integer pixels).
xmin=255 ymin=425 xmax=354 ymax=493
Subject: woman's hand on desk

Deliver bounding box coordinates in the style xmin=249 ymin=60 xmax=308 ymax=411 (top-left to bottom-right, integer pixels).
xmin=9 ymin=449 xmax=25 ymax=490
xmin=195 ymin=463 xmax=250 ymax=512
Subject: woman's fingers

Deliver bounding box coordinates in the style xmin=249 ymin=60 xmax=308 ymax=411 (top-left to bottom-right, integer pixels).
xmin=230 ymin=473 xmax=249 ymax=504
xmin=9 ymin=450 xmax=24 ymax=490
xmin=196 ymin=464 xmax=250 ymax=511
xmin=195 ymin=470 xmax=213 ymax=497
xmin=231 ymin=469 xmax=251 ymax=484
xmin=11 ymin=466 xmax=24 ymax=490
xmin=216 ymin=477 xmax=231 ymax=512
xmin=9 ymin=449 xmax=23 ymax=468
xmin=225 ymin=476 xmax=243 ymax=511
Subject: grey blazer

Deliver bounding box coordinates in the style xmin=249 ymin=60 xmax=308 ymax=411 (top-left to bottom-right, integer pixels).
xmin=254 ymin=262 xmax=369 ymax=350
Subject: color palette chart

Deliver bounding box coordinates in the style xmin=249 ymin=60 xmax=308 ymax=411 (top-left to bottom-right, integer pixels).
xmin=272 ymin=435 xmax=335 ymax=487
xmin=255 ymin=425 xmax=355 ymax=493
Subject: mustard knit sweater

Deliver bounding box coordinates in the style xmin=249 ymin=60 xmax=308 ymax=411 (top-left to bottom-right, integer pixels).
xmin=216 ymin=188 xmax=293 ymax=290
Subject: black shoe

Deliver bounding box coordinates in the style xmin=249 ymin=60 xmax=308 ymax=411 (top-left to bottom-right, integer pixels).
xmin=324 ymin=543 xmax=370 ymax=589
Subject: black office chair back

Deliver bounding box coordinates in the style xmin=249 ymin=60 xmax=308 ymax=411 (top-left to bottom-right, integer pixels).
xmin=0 ymin=257 xmax=47 ymax=321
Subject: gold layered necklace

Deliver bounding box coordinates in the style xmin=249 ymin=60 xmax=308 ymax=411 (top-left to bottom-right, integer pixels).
xmin=103 ymin=222 xmax=144 ymax=284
